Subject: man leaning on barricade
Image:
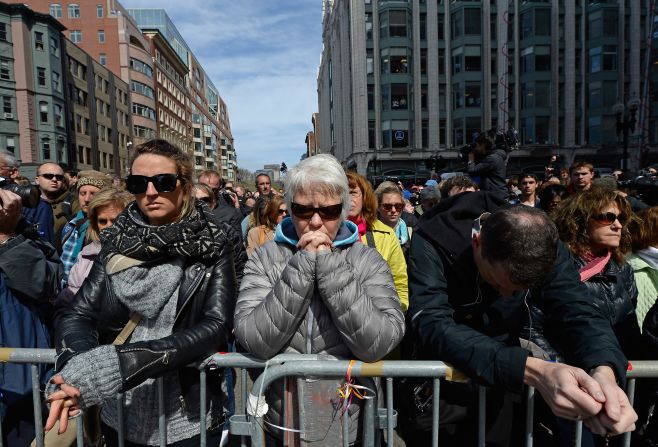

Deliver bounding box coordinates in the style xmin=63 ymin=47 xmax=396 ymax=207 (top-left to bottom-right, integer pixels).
xmin=0 ymin=188 xmax=62 ymax=445
xmin=402 ymin=190 xmax=637 ymax=446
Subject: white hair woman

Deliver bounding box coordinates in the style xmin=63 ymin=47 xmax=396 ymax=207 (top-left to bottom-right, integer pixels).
xmin=234 ymin=154 xmax=405 ymax=445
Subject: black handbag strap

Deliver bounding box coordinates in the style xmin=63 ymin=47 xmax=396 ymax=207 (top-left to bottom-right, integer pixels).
xmin=365 ymin=231 xmax=376 ymax=249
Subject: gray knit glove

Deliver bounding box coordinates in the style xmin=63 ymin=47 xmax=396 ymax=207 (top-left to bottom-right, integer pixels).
xmin=57 ymin=345 xmax=122 ymax=409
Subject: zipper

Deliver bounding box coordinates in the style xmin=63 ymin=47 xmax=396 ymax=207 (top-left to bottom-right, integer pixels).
xmin=305 ymin=295 xmax=314 ymax=354
xmin=173 ymin=265 xmax=205 ymax=325
xmin=179 ymin=395 xmax=187 ymax=411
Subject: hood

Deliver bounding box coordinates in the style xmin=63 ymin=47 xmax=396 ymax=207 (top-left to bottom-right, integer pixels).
xmin=274 ymin=217 xmax=360 ymax=248
xmin=79 ymin=241 xmax=101 ymax=258
xmin=416 ymin=191 xmax=509 ymax=260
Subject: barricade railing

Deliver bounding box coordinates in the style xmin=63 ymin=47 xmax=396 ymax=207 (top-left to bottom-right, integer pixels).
xmin=1 ymin=348 xmax=657 ymax=447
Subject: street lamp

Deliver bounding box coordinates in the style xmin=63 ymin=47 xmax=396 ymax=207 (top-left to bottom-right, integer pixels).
xmin=613 ymin=94 xmax=640 ymax=171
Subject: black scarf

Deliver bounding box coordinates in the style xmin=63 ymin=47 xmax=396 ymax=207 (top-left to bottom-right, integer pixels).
xmin=101 ymin=202 xmax=224 ymax=262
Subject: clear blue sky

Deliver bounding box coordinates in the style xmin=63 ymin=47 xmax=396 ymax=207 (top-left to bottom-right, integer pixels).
xmin=122 ymin=0 xmax=323 ymax=172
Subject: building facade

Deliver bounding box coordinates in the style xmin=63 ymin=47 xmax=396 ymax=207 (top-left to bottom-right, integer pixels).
xmin=318 ymin=0 xmax=658 ymax=179
xmin=127 ymin=8 xmax=236 ymax=179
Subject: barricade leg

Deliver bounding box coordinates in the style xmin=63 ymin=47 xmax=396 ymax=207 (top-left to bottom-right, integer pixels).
xmin=200 ymin=368 xmax=207 ymax=447
xmin=76 ymin=413 xmax=83 ymax=447
xmin=573 ymin=420 xmax=582 ymax=447
xmin=432 ymin=378 xmax=440 ymax=447
xmin=525 ymin=386 xmax=535 ymax=447
xmin=362 ymin=390 xmax=376 ymax=447
xmin=250 ymin=415 xmax=265 ymax=447
xmin=478 ymin=385 xmax=486 ymax=447
xmin=622 ymin=378 xmax=636 ymax=447
xmin=241 ymin=368 xmax=249 ymax=447
xmin=31 ymin=365 xmax=44 ymax=447
xmin=116 ymin=394 xmax=125 ymax=447
xmin=386 ymin=378 xmax=393 ymax=446
xmin=342 ymin=408 xmax=349 ymax=447
xmin=157 ymin=377 xmax=167 ymax=447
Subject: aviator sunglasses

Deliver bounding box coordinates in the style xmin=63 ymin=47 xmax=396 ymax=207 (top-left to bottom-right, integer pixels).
xmin=591 ymin=212 xmax=627 ymax=225
xmin=126 ymin=174 xmax=180 ymax=194
xmin=290 ymin=202 xmax=343 ymax=220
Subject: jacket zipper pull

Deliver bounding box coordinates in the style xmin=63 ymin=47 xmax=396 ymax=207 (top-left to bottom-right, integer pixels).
xmin=179 ymin=395 xmax=187 ymax=411
xmin=162 ymin=351 xmax=170 ymax=365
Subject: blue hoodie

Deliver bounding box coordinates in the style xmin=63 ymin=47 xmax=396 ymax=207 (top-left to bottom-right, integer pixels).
xmin=274 ymin=217 xmax=360 ymax=248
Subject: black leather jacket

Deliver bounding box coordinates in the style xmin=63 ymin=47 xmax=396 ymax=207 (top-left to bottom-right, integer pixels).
xmin=523 ymin=257 xmax=643 ymax=361
xmin=53 ymin=222 xmax=245 ymax=403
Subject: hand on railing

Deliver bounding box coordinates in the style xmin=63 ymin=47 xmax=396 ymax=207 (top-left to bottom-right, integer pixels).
xmin=45 ymin=374 xmax=81 ymax=434
xmin=585 ymin=365 xmax=637 ymax=436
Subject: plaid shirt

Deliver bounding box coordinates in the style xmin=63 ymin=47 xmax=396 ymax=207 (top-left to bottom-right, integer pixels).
xmin=60 ymin=211 xmax=88 ymax=289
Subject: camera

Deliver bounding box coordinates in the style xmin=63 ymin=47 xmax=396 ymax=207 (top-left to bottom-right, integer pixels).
xmin=0 ymin=177 xmax=40 ymax=208
xmin=457 ymin=143 xmax=476 ymax=162
xmin=218 ymin=188 xmax=236 ymax=206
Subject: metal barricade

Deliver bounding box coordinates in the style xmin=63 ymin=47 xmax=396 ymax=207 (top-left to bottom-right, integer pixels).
xmin=1 ymin=348 xmax=658 ymax=447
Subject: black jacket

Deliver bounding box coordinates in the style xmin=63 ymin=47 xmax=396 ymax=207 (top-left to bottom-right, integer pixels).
xmin=53 ymin=220 xmax=246 ymax=403
xmin=466 ymin=149 xmax=508 ymax=194
xmin=408 ymin=191 xmax=628 ymax=392
xmin=212 ymin=203 xmax=243 ymax=235
xmin=523 ymin=257 xmax=644 ymax=361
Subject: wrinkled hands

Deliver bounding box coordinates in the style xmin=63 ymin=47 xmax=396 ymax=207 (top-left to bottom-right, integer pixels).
xmin=297 ymin=231 xmax=333 ymax=254
xmin=45 ymin=374 xmax=81 ymax=434
xmin=525 ymin=358 xmax=636 ymax=436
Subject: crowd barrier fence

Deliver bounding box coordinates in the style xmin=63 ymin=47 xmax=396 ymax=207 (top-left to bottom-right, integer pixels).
xmin=1 ymin=348 xmax=657 ymax=447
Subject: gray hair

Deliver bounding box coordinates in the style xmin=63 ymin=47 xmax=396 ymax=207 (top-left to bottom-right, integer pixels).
xmin=419 ymin=186 xmax=441 ymax=203
xmin=285 ymin=154 xmax=351 ymax=219
xmin=0 ymin=150 xmax=17 ymax=168
xmin=374 ymin=181 xmax=403 ymax=204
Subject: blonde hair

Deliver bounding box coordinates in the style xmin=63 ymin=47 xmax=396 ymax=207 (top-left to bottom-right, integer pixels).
xmin=87 ymin=188 xmax=134 ymax=243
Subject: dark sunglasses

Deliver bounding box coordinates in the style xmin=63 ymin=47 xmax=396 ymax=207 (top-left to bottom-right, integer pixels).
xmin=126 ymin=174 xmax=179 ymax=194
xmin=198 ymin=197 xmax=213 ymax=204
xmin=290 ymin=202 xmax=342 ymax=220
xmin=591 ymin=212 xmax=627 ymax=225
xmin=40 ymin=173 xmax=65 ymax=181
xmin=278 ymin=208 xmax=288 ymax=215
xmin=382 ymin=203 xmax=404 ymax=212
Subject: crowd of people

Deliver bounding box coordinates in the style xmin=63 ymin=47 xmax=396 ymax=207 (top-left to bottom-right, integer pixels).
xmin=0 ymin=140 xmax=657 ymax=446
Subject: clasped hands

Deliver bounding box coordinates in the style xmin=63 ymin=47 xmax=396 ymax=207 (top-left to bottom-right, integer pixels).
xmin=525 ymin=357 xmax=637 ymax=437
xmin=297 ymin=230 xmax=333 ymax=254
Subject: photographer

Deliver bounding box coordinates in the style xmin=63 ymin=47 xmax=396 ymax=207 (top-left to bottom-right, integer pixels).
xmin=212 ymin=187 xmax=243 ymax=234
xmin=0 ymin=189 xmax=62 ymax=445
xmin=466 ymin=132 xmax=508 ymax=196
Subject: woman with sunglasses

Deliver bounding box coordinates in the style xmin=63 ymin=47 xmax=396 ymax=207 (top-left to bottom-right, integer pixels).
xmin=46 ymin=139 xmax=240 ymax=446
xmin=375 ymin=181 xmax=412 ymax=252
xmin=346 ymin=171 xmax=408 ymax=313
xmin=245 ymin=196 xmax=287 ymax=256
xmin=56 ymin=187 xmax=133 ymax=305
xmin=235 ymin=154 xmax=404 ymax=446
xmin=192 ymin=183 xmax=217 ymax=210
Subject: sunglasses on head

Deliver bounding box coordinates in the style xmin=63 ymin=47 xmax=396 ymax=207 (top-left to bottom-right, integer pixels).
xmin=40 ymin=173 xmax=65 ymax=181
xmin=290 ymin=202 xmax=342 ymax=220
xmin=126 ymin=174 xmax=179 ymax=194
xmin=591 ymin=212 xmax=626 ymax=225
xmin=382 ymin=203 xmax=404 ymax=212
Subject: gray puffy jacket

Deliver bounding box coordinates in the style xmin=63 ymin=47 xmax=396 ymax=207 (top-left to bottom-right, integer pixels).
xmin=235 ymin=218 xmax=405 ymax=445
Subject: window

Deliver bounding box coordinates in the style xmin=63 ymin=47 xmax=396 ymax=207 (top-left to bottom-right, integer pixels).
xmin=0 ymin=59 xmax=11 ymax=80
xmin=50 ymin=36 xmax=59 ymax=56
xmin=368 ymin=120 xmax=376 ymax=149
xmin=420 ymin=49 xmax=427 ymax=75
xmin=96 ymin=4 xmax=103 ymax=18
xmin=366 ymin=49 xmax=374 ymax=75
xmin=2 ymin=96 xmax=11 ymax=115
xmin=37 ymin=67 xmax=46 ymax=86
xmin=465 ymin=55 xmax=481 ymax=71
xmin=68 ymin=4 xmax=80 ymax=18
xmin=452 ymin=53 xmax=462 ymax=74
xmin=132 ymin=103 xmax=156 ymax=120
xmin=35 ymin=32 xmax=44 ymax=50
xmin=603 ymin=46 xmax=617 ymax=71
xmin=98 ymin=30 xmax=105 ymax=43
xmin=70 ymin=30 xmax=82 ymax=43
xmin=131 ymin=81 xmax=154 ymax=99
xmin=421 ymin=84 xmax=428 ymax=110
xmin=52 ymin=71 xmax=60 ymax=91
xmin=420 ymin=13 xmax=427 ymax=40
xmin=39 ymin=101 xmax=49 ymax=123
xmin=54 ymin=104 xmax=63 ymax=127
xmin=391 ymin=84 xmax=408 ymax=109
xmin=535 ymin=9 xmax=550 ymax=36
xmin=454 ymin=87 xmax=463 ymax=109
xmin=535 ymin=81 xmax=550 ymax=108
xmin=365 ymin=12 xmax=373 ymax=40
xmin=452 ymin=11 xmax=462 ymax=38
xmin=380 ymin=10 xmax=408 ymax=38
xmin=464 ymin=9 xmax=481 ymax=35
xmin=465 ymin=83 xmax=481 ymax=107
xmin=129 ymin=58 xmax=154 ymax=78
xmin=536 ymin=54 xmax=551 ymax=71
xmin=0 ymin=23 xmax=6 ymax=42
xmin=99 ymin=53 xmax=107 ymax=65
xmin=42 ymin=141 xmax=51 ymax=160
xmin=49 ymin=4 xmax=62 ymax=18
xmin=367 ymin=84 xmax=374 ymax=111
